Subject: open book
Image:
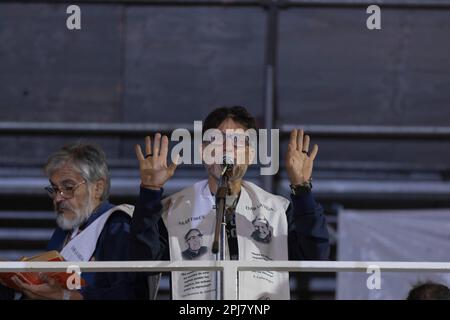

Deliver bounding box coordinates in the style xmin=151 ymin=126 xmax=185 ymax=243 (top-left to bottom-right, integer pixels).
xmin=0 ymin=250 xmax=86 ymax=291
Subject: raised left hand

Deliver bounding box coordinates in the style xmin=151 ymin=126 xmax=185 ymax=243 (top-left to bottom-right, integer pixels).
xmin=285 ymin=129 xmax=318 ymax=185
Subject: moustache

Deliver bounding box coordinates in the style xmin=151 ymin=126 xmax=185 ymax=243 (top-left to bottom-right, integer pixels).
xmin=56 ymin=202 xmax=73 ymax=213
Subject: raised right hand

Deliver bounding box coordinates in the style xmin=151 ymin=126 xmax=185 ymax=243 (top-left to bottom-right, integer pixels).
xmin=135 ymin=134 xmax=179 ymax=190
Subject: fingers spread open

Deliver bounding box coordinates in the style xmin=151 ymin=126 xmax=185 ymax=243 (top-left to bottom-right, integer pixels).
xmin=153 ymin=133 xmax=161 ymax=157
xmin=297 ymin=129 xmax=304 ymax=151
xmin=289 ymin=129 xmax=298 ymax=150
xmin=135 ymin=144 xmax=145 ymax=161
xmin=310 ymin=144 xmax=319 ymax=160
xmin=303 ymin=134 xmax=310 ymax=153
xmin=169 ymin=153 xmax=180 ymax=175
xmin=160 ymin=135 xmax=169 ymax=162
xmin=145 ymin=136 xmax=152 ymax=156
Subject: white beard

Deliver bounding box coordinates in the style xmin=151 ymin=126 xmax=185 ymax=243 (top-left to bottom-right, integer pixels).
xmin=56 ymin=197 xmax=95 ymax=231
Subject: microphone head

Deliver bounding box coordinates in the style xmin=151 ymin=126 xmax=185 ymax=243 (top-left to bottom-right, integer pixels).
xmin=223 ymin=155 xmax=234 ymax=167
xmin=221 ymin=155 xmax=234 ymax=176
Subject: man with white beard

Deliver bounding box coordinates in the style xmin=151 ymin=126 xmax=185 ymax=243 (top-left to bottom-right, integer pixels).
xmin=0 ymin=143 xmax=150 ymax=300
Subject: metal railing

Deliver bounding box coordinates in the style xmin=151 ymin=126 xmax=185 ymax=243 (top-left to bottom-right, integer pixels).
xmin=2 ymin=260 xmax=450 ymax=299
xmin=21 ymin=0 xmax=450 ymax=9
xmin=2 ymin=122 xmax=450 ymax=139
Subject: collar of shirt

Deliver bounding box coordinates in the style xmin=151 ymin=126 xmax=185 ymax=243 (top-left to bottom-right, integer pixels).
xmin=78 ymin=201 xmax=115 ymax=231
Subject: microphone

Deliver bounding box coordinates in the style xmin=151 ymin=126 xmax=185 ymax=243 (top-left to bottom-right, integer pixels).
xmin=221 ymin=155 xmax=234 ymax=177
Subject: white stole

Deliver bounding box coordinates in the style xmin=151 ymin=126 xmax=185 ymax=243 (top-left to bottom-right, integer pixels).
xmin=60 ymin=204 xmax=134 ymax=262
xmin=162 ymin=180 xmax=290 ymax=300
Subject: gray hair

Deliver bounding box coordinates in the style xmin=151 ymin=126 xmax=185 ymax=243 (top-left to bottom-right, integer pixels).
xmin=44 ymin=142 xmax=110 ymax=201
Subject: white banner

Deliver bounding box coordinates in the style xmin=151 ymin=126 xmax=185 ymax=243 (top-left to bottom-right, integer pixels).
xmin=337 ymin=208 xmax=450 ymax=299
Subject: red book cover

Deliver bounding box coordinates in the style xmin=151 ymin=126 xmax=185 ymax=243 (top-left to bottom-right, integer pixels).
xmin=0 ymin=251 xmax=86 ymax=291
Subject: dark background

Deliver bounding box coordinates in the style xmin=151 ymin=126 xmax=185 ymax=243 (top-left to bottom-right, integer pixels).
xmin=0 ymin=0 xmax=449 ymax=299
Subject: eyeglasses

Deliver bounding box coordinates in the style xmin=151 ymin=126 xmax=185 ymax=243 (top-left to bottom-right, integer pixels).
xmin=206 ymin=132 xmax=251 ymax=148
xmin=44 ymin=180 xmax=86 ymax=199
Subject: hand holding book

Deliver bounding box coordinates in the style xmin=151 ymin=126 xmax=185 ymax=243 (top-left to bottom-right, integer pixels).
xmin=0 ymin=250 xmax=86 ymax=299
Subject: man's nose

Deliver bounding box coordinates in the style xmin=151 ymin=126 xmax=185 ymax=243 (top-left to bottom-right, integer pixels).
xmin=54 ymin=191 xmax=65 ymax=202
xmin=223 ymin=142 xmax=237 ymax=156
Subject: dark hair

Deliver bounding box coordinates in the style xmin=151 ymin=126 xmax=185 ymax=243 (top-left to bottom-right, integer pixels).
xmin=252 ymin=216 xmax=269 ymax=227
xmin=407 ymin=281 xmax=450 ymax=300
xmin=185 ymin=228 xmax=203 ymax=241
xmin=202 ymin=106 xmax=257 ymax=135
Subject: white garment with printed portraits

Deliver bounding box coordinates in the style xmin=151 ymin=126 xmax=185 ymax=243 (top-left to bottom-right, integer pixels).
xmin=162 ymin=180 xmax=290 ymax=300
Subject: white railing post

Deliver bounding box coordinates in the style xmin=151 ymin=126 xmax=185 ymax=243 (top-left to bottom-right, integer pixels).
xmin=222 ymin=261 xmax=238 ymax=300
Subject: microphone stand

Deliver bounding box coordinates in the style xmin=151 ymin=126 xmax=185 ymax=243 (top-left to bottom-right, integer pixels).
xmin=212 ymin=166 xmax=231 ymax=300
